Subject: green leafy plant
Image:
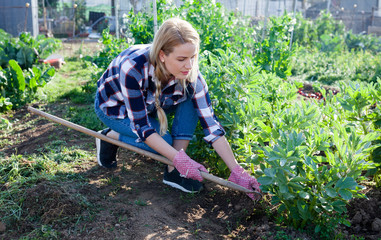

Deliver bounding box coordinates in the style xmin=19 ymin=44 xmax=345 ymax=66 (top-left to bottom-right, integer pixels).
xmin=256 ymin=129 xmax=372 ymax=230
xmin=338 ymin=80 xmax=379 ymax=135
xmin=124 ymin=0 xmax=255 ymax=55
xmin=90 ymin=28 xmax=130 ymax=70
xmin=0 ymin=31 xmax=61 ymax=69
xmin=253 ymin=14 xmax=293 ymax=79
xmin=345 ymin=30 xmax=381 ymax=54
xmin=0 ymin=60 xmax=55 ymax=111
xmin=124 ymin=0 xmax=177 ymax=44
xmin=318 ymin=33 xmax=345 ymax=52
xmin=0 ymin=31 xmax=60 ymax=112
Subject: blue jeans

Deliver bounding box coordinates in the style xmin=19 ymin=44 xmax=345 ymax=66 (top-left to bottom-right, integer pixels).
xmin=94 ymin=93 xmax=198 ymax=154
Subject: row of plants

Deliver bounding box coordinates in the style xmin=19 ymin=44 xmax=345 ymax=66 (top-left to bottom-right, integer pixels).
xmin=290 ymin=46 xmax=381 ymax=84
xmin=293 ymin=12 xmax=381 ymax=54
xmin=0 ymin=30 xmax=61 ymax=112
xmin=291 ymin=12 xmax=381 ymax=84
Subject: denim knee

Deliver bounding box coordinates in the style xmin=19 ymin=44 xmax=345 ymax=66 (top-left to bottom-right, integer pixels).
xmin=171 ymin=97 xmax=198 ymax=141
xmin=95 ymin=95 xmax=173 ymax=153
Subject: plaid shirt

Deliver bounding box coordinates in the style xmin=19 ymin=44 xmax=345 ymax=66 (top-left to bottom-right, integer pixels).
xmin=97 ymin=44 xmax=225 ymax=144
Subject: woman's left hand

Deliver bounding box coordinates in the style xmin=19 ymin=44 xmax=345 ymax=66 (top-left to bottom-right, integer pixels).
xmin=228 ymin=165 xmax=261 ymax=200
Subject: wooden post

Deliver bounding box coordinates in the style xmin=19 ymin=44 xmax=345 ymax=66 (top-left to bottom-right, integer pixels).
xmin=153 ymin=0 xmax=157 ymax=35
xmin=25 ymin=3 xmax=30 ymax=32
xmin=72 ymin=3 xmax=77 ymax=38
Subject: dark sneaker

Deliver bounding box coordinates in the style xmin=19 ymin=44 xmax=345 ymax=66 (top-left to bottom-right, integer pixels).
xmin=96 ymin=128 xmax=118 ymax=169
xmin=163 ymin=167 xmax=204 ymax=193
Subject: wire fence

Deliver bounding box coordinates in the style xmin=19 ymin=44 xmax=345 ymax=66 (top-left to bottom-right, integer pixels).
xmin=120 ymin=0 xmax=381 ymax=35
xmin=1 ymin=0 xmax=380 ymax=38
xmin=0 ymin=4 xmax=34 ymax=37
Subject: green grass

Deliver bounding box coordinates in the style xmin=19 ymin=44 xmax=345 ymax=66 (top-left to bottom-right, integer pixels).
xmin=37 ymin=58 xmax=97 ymax=103
xmin=134 ymin=199 xmax=149 ymax=206
xmin=19 ymin=225 xmax=62 ymax=239
xmin=33 ymin=53 xmax=104 ymax=130
xmin=63 ymin=104 xmax=105 ymax=130
xmin=0 ymin=141 xmax=93 ymax=227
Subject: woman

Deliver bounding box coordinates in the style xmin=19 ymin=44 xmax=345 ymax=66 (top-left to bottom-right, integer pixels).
xmin=94 ymin=18 xmax=260 ymax=200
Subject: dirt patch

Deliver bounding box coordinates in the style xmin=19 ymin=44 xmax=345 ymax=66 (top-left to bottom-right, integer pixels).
xmin=1 ymin=103 xmax=91 ymax=156
xmin=297 ymin=82 xmax=339 ymax=100
xmin=1 ymin=104 xmax=381 ymax=240
xmin=22 ymin=182 xmax=85 ymax=224
xmin=346 ymin=183 xmax=381 ymax=239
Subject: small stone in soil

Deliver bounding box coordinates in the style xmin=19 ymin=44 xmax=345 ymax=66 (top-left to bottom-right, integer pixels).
xmin=351 ymin=211 xmax=363 ymax=224
xmin=234 ymin=204 xmax=241 ymax=211
xmin=353 ymin=225 xmax=361 ymax=233
xmin=371 ymin=218 xmax=381 ymax=232
xmin=248 ymin=226 xmax=256 ymax=232
xmin=0 ymin=221 xmax=5 ymax=232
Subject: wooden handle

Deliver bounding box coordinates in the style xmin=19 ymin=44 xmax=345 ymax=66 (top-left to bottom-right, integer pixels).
xmin=28 ymin=106 xmax=262 ymax=198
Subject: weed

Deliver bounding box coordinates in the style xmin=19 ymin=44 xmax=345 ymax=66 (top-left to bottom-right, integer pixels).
xmin=192 ymin=222 xmax=202 ymax=236
xmin=348 ymin=235 xmax=365 ymax=240
xmin=208 ymin=189 xmax=217 ymax=197
xmin=109 ymin=186 xmax=121 ymax=196
xmin=274 ymin=230 xmax=293 ymax=240
xmin=118 ymin=215 xmax=129 ymax=223
xmin=134 ymin=199 xmax=149 ymax=206
xmin=0 ymin=140 xmax=94 ymax=228
xmin=0 ymin=138 xmax=13 ymax=148
xmin=225 ymin=220 xmax=233 ymax=233
xmin=0 ymin=116 xmax=11 ymax=130
xmin=179 ymin=192 xmax=197 ymax=203
xmin=20 ymin=225 xmax=61 ymax=239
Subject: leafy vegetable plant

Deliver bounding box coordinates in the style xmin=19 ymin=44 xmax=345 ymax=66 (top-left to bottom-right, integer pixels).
xmin=256 ymin=128 xmax=375 ymax=231
xmin=0 ymin=60 xmax=55 ymax=111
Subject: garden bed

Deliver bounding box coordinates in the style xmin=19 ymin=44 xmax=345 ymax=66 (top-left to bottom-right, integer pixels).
xmin=0 ymin=104 xmax=380 ymax=239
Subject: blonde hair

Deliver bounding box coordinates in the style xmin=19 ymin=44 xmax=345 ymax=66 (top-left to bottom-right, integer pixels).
xmin=149 ymin=18 xmax=200 ymax=135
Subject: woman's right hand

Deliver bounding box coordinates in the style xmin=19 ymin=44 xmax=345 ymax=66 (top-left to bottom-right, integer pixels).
xmin=173 ymin=150 xmax=208 ymax=182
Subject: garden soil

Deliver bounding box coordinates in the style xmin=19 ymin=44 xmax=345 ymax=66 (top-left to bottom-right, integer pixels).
xmin=1 ymin=42 xmax=380 ymax=240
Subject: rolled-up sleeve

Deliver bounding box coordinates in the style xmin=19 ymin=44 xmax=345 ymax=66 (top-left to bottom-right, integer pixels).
xmin=191 ymin=72 xmax=225 ymax=144
xmin=119 ymin=59 xmax=156 ymax=141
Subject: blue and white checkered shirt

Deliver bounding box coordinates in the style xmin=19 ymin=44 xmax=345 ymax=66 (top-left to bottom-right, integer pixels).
xmin=97 ymin=44 xmax=225 ymax=144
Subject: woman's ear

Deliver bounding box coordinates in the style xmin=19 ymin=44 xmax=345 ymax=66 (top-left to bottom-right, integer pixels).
xmin=159 ymin=50 xmax=165 ymax=63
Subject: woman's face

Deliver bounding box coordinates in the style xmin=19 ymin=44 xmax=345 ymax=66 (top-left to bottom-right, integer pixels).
xmin=159 ymin=42 xmax=197 ymax=80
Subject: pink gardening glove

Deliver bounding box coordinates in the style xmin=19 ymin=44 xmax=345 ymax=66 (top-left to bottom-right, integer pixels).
xmin=173 ymin=150 xmax=208 ymax=182
xmin=229 ymin=165 xmax=261 ymax=200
